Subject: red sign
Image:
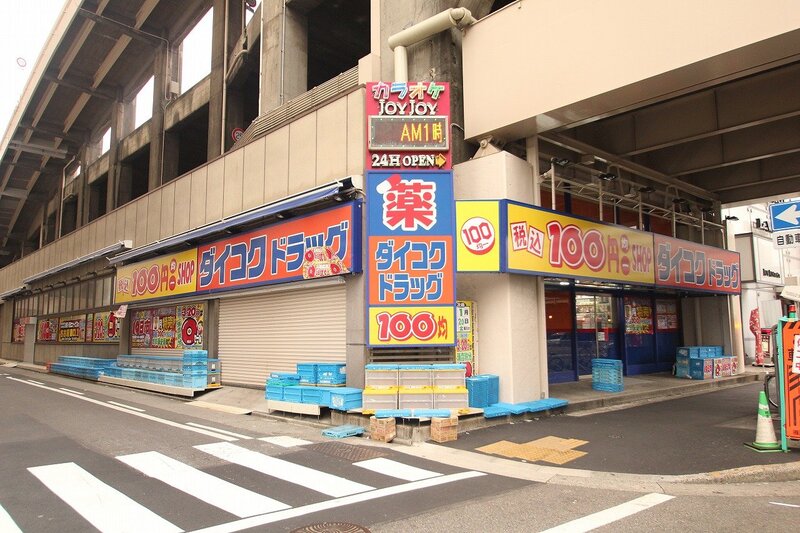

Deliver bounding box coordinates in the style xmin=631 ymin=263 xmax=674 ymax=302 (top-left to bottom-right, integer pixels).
xmin=654 ymin=235 xmax=740 ymax=294
xmin=366 ymin=81 xmax=451 ymax=171
xmin=197 ymin=203 xmax=357 ymax=292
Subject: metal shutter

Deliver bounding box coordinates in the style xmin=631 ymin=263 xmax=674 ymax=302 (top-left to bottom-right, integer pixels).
xmin=218 ymin=285 xmax=347 ymax=387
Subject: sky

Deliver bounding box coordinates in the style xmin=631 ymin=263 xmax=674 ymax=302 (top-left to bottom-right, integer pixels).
xmin=0 ymin=1 xmax=215 ymax=142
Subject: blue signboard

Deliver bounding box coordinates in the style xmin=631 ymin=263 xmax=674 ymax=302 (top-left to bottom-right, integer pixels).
xmin=770 ymin=201 xmax=800 ymax=231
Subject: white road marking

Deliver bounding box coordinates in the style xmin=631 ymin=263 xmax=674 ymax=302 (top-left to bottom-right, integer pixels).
xmin=185 ymin=422 xmax=251 ymax=440
xmin=353 ymin=457 xmax=441 ymax=481
xmin=259 ymin=436 xmax=312 ymax=448
xmin=59 ymin=387 xmax=84 ymax=395
xmin=26 ymin=379 xmax=44 ymax=385
xmin=7 ymin=377 xmax=237 ymax=442
xmin=0 ymin=503 xmax=23 ymax=532
xmin=770 ymin=501 xmax=800 ymax=508
xmin=191 ymin=471 xmax=485 ymax=533
xmin=195 ymin=442 xmax=374 ymax=498
xmin=117 ymin=451 xmax=289 ymax=518
xmin=538 ymin=493 xmax=675 ymax=533
xmin=108 ymin=401 xmax=145 ymax=412
xmin=28 ymin=462 xmax=181 ymax=533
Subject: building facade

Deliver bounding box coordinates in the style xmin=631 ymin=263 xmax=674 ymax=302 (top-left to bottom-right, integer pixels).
xmin=1 ymin=1 xmax=799 ymax=402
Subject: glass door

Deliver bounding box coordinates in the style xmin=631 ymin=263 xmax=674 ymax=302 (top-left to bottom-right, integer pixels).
xmin=624 ymin=295 xmax=656 ymax=374
xmin=576 ymin=293 xmax=619 ymax=375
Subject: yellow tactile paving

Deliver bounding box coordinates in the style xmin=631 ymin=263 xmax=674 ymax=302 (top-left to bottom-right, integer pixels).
xmin=540 ymin=449 xmax=588 ymax=465
xmin=476 ymin=436 xmax=589 ymax=465
xmin=526 ymin=436 xmax=588 ymax=451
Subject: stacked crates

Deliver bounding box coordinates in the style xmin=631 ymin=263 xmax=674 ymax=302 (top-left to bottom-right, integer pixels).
xmin=49 ymin=356 xmax=116 ymax=380
xmin=295 ymin=362 xmax=347 ymax=385
xmin=399 ymin=387 xmax=434 ymax=410
xmin=591 ymin=358 xmax=623 ymax=392
xmin=675 ymin=346 xmax=731 ymax=380
xmin=109 ymin=350 xmax=219 ymax=389
xmin=430 ymin=364 xmax=468 ymax=410
xmin=466 ymin=375 xmax=490 ymax=408
xmin=363 ymin=364 xmax=399 ymax=414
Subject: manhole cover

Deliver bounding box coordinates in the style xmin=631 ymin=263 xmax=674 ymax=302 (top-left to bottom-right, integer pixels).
xmin=291 ymin=522 xmax=370 ymax=533
xmin=306 ymin=442 xmax=389 ymax=462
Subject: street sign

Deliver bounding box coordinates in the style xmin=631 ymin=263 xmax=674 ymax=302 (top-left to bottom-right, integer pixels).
xmin=770 ymin=201 xmax=800 ymax=231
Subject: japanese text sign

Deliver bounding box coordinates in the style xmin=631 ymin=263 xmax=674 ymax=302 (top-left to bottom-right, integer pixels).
xmin=197 ymin=202 xmax=358 ymax=292
xmin=115 ymin=249 xmax=198 ymax=303
xmin=91 ymin=311 xmax=121 ymax=342
xmin=367 ymin=171 xmax=455 ymax=346
xmin=654 ymin=235 xmax=740 ymax=294
xmin=506 ymin=202 xmax=655 ymax=285
xmin=456 ymin=201 xmax=502 ymax=272
xmin=366 ymin=81 xmax=451 ymax=171
xmin=58 ymin=314 xmax=88 ymax=343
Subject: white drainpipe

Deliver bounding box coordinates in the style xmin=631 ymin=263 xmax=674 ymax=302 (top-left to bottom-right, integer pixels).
xmin=387 ymin=7 xmax=477 ymax=82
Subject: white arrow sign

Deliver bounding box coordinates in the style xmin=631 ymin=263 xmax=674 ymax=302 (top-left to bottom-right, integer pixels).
xmin=776 ymin=204 xmax=800 ymax=226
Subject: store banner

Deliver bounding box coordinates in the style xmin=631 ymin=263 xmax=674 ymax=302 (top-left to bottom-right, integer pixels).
xmin=366 ymin=81 xmax=450 ymax=171
xmin=654 ymin=234 xmax=741 ymax=294
xmin=131 ymin=307 xmax=178 ymax=349
xmin=367 ymin=171 xmax=455 ymax=346
xmin=456 ymin=300 xmax=477 ymax=375
xmin=36 ymin=318 xmax=58 ymax=342
xmin=12 ymin=318 xmax=25 ymax=343
xmin=456 ymin=201 xmax=502 ymax=272
xmin=115 ymin=248 xmax=198 ymax=303
xmin=506 ymin=201 xmax=655 ymax=285
xmin=58 ymin=314 xmax=88 ymax=343
xmin=176 ymin=303 xmax=204 ymax=349
xmin=91 ymin=311 xmax=121 ymax=342
xmin=197 ymin=202 xmax=359 ymax=292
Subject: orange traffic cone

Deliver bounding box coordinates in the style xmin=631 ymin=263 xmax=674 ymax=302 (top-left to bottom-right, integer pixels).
xmin=745 ymin=391 xmax=781 ymax=452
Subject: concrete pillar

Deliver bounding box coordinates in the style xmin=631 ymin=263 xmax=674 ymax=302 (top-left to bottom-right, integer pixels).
xmin=162 ymin=130 xmax=180 ymax=183
xmin=148 ymin=43 xmax=180 ymax=190
xmin=260 ymin=1 xmax=308 ymax=114
xmin=76 ymin=147 xmax=87 ymax=227
xmin=454 ymin=151 xmax=549 ymax=402
xmin=208 ymin=0 xmax=244 ymax=159
xmin=117 ymin=164 xmax=133 ymax=206
xmin=107 ymin=97 xmax=134 ymax=211
xmin=346 ymin=204 xmax=368 ymax=389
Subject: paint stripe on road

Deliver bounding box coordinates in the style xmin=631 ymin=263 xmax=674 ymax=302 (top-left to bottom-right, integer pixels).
xmin=538 ymin=493 xmax=675 ymax=533
xmin=0 ymin=503 xmax=23 ymax=532
xmin=28 ymin=462 xmax=181 ymax=533
xmin=192 ymin=471 xmax=486 ymax=533
xmin=59 ymin=387 xmax=84 ymax=395
xmin=186 ymin=422 xmax=251 ymax=440
xmin=353 ymin=458 xmax=441 ymax=481
xmin=117 ymin=451 xmax=290 ymax=518
xmin=259 ymin=436 xmax=312 ymax=448
xmin=26 ymin=379 xmax=44 ymax=385
xmin=195 ymin=442 xmax=374 ymax=498
xmin=770 ymin=501 xmax=800 ymax=508
xmin=7 ymin=377 xmax=238 ymax=442
xmin=108 ymin=401 xmax=145 ymax=412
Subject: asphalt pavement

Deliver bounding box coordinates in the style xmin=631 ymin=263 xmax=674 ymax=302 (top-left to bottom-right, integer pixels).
xmin=442 ymin=382 xmax=799 ymax=475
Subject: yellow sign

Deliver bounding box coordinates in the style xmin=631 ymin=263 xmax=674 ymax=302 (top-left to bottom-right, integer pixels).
xmin=115 ymin=249 xmax=198 ymax=303
xmin=456 ymin=201 xmax=501 ymax=272
xmin=368 ymin=306 xmax=455 ymax=346
xmin=506 ymin=203 xmax=655 ymax=284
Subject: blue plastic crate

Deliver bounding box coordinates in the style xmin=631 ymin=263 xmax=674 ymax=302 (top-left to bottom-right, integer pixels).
xmin=476 ymin=374 xmax=499 ymax=405
xmin=328 ymin=388 xmax=362 ymax=410
xmin=466 ymin=376 xmax=490 ymax=408
xmin=483 ymin=404 xmax=512 ymax=418
xmin=592 ymin=359 xmax=623 ymax=392
xmin=374 ymin=409 xmax=414 ymax=418
xmin=317 ymin=363 xmax=346 ymax=385
xmin=301 ymin=387 xmax=324 ymax=405
xmin=283 ymin=386 xmax=303 ymax=403
xmin=296 ymin=363 xmax=318 ymax=385
xmin=322 ymin=425 xmax=364 ymax=438
xmin=266 ymin=385 xmax=284 ymax=400
xmin=183 ymin=350 xmax=208 ymax=361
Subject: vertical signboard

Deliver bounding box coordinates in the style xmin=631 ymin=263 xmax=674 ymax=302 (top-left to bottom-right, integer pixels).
xmin=654 ymin=234 xmax=741 ymax=294
xmin=91 ymin=311 xmax=121 ymax=342
xmin=176 ymin=303 xmax=204 ymax=349
xmin=456 ymin=201 xmax=502 ymax=272
xmin=780 ymin=319 xmax=800 ymax=440
xmin=12 ymin=318 xmax=25 ymax=343
xmin=456 ymin=300 xmax=477 ymax=375
xmin=366 ymin=81 xmax=451 ymax=171
xmin=366 ymin=171 xmax=455 ymax=346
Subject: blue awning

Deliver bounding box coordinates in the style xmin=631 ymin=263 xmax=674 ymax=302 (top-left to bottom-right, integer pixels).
xmin=22 ymin=240 xmax=132 ymax=285
xmin=108 ymin=177 xmax=358 ymax=265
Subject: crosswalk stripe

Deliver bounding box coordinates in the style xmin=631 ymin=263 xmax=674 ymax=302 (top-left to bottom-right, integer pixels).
xmin=0 ymin=503 xmax=23 ymax=532
xmin=185 ymin=422 xmax=252 ymax=440
xmin=193 ymin=471 xmax=486 ymax=533
xmin=259 ymin=436 xmax=312 ymax=448
xmin=538 ymin=493 xmax=675 ymax=533
xmin=353 ymin=457 xmax=441 ymax=481
xmin=28 ymin=462 xmax=181 ymax=533
xmin=117 ymin=451 xmax=290 ymax=518
xmin=195 ymin=442 xmax=374 ymax=498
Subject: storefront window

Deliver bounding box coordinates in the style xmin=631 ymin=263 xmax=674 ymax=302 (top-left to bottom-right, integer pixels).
xmin=576 ymin=293 xmax=619 ymax=374
xmin=546 ymin=289 xmax=574 ymax=374
xmin=624 ymin=295 xmax=656 ymax=367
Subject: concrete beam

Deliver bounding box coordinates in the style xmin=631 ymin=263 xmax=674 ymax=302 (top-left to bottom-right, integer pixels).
xmin=42 ymin=73 xmax=117 ymax=101
xmin=76 ymin=8 xmax=162 ymax=46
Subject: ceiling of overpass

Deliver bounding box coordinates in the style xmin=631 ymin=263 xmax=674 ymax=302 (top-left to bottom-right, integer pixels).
xmin=538 ymin=59 xmax=800 ymax=207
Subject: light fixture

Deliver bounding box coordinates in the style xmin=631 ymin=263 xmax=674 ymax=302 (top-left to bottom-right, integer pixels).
xmin=623 ymin=185 xmax=638 ymax=198
xmin=559 ymin=280 xmax=570 ymax=286
xmin=550 ymin=157 xmax=570 ymax=167
xmin=597 ymin=172 xmax=617 ymax=182
xmin=638 ymin=186 xmax=655 ymax=194
xmin=724 ymin=215 xmax=739 ymax=221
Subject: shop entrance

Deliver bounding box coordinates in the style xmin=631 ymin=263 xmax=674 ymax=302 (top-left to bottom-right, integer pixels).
xmin=575 ymin=293 xmax=619 ymax=375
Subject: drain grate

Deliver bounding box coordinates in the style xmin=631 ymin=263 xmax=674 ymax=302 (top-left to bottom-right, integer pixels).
xmin=291 ymin=522 xmax=371 ymax=533
xmin=305 ymin=442 xmax=389 ymax=462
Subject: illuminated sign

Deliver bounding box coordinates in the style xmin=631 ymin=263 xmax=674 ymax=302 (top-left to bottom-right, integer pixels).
xmin=366 ymin=81 xmax=451 ymax=171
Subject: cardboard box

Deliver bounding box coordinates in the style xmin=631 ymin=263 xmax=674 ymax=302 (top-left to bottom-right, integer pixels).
xmin=430 ymin=416 xmax=458 ymax=443
xmin=688 ymin=357 xmax=713 ymax=380
xmin=713 ymin=357 xmax=733 ymax=378
xmin=369 ymin=416 xmax=396 ymax=443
